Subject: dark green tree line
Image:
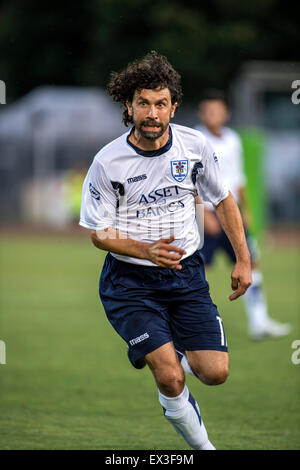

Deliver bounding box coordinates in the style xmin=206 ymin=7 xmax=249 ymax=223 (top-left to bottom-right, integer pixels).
xmin=0 ymin=0 xmax=299 ymax=103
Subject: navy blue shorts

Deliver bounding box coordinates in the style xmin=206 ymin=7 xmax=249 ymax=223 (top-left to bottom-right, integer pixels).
xmin=99 ymin=250 xmax=228 ymax=367
xmin=200 ymin=230 xmax=259 ymax=266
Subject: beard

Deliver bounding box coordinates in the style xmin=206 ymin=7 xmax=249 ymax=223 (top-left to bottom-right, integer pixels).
xmin=135 ymin=118 xmax=169 ymax=141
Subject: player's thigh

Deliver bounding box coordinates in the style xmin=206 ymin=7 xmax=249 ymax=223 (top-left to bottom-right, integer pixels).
xmin=145 ymin=342 xmax=185 ymax=397
xmin=186 ymin=349 xmax=229 ymax=386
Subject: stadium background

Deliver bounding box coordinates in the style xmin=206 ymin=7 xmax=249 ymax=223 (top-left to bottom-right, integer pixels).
xmin=0 ymin=0 xmax=299 ymax=450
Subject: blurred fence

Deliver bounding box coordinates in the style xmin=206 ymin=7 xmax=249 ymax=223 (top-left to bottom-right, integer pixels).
xmin=0 ymin=61 xmax=299 ymax=230
xmin=230 ymin=61 xmax=300 ymax=230
xmin=0 ymin=86 xmax=126 ymax=225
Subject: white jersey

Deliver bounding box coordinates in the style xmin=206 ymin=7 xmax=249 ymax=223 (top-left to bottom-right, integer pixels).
xmin=195 ymin=125 xmax=246 ymax=209
xmin=79 ymin=123 xmax=228 ymax=266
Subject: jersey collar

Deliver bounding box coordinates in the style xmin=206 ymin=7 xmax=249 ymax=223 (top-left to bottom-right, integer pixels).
xmin=127 ymin=126 xmax=173 ymax=157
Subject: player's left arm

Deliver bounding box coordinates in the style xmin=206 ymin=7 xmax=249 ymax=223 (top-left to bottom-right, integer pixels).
xmin=194 ymin=134 xmax=251 ymax=299
xmin=215 ymin=192 xmax=252 ymax=301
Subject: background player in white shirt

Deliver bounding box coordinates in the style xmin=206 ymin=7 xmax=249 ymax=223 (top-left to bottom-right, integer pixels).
xmin=80 ymin=52 xmax=252 ymax=450
xmin=195 ymin=90 xmax=291 ymax=340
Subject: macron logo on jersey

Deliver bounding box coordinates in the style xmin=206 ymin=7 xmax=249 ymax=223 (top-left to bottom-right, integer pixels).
xmin=127 ymin=174 xmax=147 ymax=184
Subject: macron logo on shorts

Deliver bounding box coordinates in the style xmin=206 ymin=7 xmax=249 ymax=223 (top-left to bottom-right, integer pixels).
xmin=129 ymin=333 xmax=149 ymax=346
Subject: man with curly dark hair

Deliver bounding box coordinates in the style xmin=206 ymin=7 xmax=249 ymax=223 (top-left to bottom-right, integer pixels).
xmin=107 ymin=50 xmax=183 ymax=128
xmin=79 ymin=51 xmax=252 ymax=450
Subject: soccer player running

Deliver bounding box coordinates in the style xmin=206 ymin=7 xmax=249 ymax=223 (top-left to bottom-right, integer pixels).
xmin=79 ymin=52 xmax=252 ymax=450
xmin=195 ymin=90 xmax=291 ymax=340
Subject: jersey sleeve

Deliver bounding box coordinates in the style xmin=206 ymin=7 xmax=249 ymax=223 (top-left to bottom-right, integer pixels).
xmin=79 ymin=158 xmax=117 ymax=230
xmin=193 ymin=136 xmax=229 ymax=206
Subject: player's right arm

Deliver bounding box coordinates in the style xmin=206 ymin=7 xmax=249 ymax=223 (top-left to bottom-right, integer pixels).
xmin=91 ymin=230 xmax=185 ymax=270
xmin=79 ymin=158 xmax=185 ymax=269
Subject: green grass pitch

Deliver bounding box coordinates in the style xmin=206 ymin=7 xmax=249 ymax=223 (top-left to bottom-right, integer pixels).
xmin=0 ymin=233 xmax=299 ymax=450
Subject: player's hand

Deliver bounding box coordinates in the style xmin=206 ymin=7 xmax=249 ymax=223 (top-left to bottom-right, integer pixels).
xmin=229 ymin=260 xmax=252 ymax=301
xmin=146 ymin=234 xmax=186 ymax=270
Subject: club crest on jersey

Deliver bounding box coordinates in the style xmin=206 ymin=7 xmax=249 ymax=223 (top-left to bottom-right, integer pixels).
xmin=170 ymin=160 xmax=188 ymax=183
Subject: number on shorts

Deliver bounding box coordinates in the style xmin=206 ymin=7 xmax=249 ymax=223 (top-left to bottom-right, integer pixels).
xmin=216 ymin=315 xmax=227 ymax=347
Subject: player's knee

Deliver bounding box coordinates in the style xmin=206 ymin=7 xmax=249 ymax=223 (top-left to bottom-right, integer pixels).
xmin=205 ymin=365 xmax=229 ymax=386
xmin=194 ymin=364 xmax=229 ymax=386
xmin=156 ymin=366 xmax=185 ymax=396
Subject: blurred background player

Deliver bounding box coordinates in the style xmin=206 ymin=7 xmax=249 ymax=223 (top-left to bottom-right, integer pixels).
xmin=195 ymin=89 xmax=291 ymax=340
